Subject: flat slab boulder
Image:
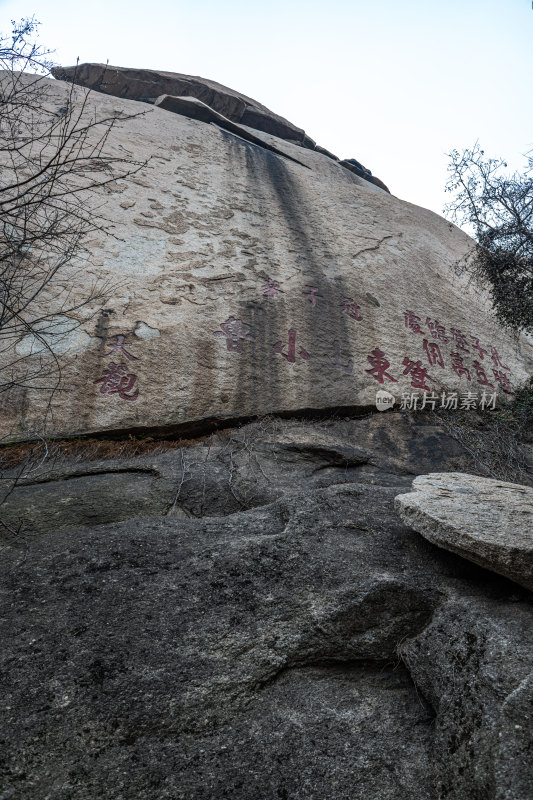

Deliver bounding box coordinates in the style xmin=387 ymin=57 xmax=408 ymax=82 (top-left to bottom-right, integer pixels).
xmin=395 ymin=473 xmax=533 ymax=591
xmin=153 ymin=94 xmax=309 ymax=167
xmin=51 ymin=63 xmax=310 ymax=144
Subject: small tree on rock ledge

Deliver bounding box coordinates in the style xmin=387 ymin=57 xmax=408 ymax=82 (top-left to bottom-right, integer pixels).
xmin=444 ymin=143 xmax=533 ymax=337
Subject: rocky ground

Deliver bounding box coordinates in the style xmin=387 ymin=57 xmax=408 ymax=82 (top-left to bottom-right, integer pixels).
xmin=1 ymin=413 xmax=532 ymax=799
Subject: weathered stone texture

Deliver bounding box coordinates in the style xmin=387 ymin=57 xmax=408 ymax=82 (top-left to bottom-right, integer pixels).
xmin=0 ymin=414 xmax=467 ymax=535
xmin=395 ymin=473 xmax=533 ymax=590
xmin=1 ymin=416 xmax=532 ymax=799
xmin=51 ymin=63 xmax=310 ymax=144
xmin=401 ymin=597 xmax=533 ymax=800
xmin=0 ymin=74 xmax=531 ymax=440
xmin=1 ymin=482 xmax=531 ymax=799
xmin=2 ymin=61 xmax=532 ymax=800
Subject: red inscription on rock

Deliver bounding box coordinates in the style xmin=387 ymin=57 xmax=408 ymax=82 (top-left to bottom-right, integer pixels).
xmin=402 ymin=357 xmax=433 ymax=391
xmin=105 ymin=335 xmax=138 ymax=362
xmin=451 ymin=328 xmax=470 ymax=353
xmin=490 ymin=347 xmax=510 ymax=371
xmin=214 ymin=317 xmax=254 ymax=353
xmin=473 ymin=361 xmax=494 ymax=388
xmin=422 ymin=339 xmax=445 ymax=368
xmin=302 ymin=286 xmax=323 ymax=307
xmin=471 ymin=337 xmax=488 ymax=360
xmin=95 ymin=362 xmax=139 ymax=401
xmin=450 ymin=352 xmax=471 ymax=381
xmin=425 ymin=318 xmax=448 ymax=343
xmin=493 ymin=370 xmax=513 ymax=394
xmin=342 ymin=298 xmax=363 ymax=321
xmin=273 ymin=329 xmax=310 ymax=363
xmin=366 ymin=349 xmax=398 ymax=384
xmin=261 ymin=279 xmax=281 ymax=296
xmin=404 ymin=310 xmax=424 ymax=334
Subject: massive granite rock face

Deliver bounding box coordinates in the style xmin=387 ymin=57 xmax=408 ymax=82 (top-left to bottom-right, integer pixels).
xmin=2 ymin=67 xmax=532 ymax=800
xmin=1 ymin=73 xmax=531 ymax=441
xmin=1 ymin=415 xmax=532 ymax=800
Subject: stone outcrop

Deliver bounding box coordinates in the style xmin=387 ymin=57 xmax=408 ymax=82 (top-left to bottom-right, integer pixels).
xmin=1 ymin=415 xmax=532 ymax=800
xmin=51 ymin=63 xmax=314 ymax=146
xmin=2 ymin=63 xmax=532 ymax=800
xmin=0 ymin=414 xmax=466 ymax=536
xmin=395 ymin=473 xmax=533 ymax=590
xmin=153 ymin=94 xmax=310 ymax=167
xmin=401 ymin=596 xmax=533 ymax=800
xmin=1 ymin=74 xmax=531 ymax=441
xmin=51 ymin=64 xmax=393 ymax=191
xmin=50 ymin=64 xmax=394 ymax=191
xmin=340 ymin=158 xmax=390 ymax=192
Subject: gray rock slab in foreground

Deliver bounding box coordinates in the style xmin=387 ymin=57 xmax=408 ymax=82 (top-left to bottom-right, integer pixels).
xmin=400 ymin=596 xmax=533 ymax=800
xmin=1 ymin=477 xmax=532 ymax=799
xmin=395 ymin=472 xmax=533 ymax=591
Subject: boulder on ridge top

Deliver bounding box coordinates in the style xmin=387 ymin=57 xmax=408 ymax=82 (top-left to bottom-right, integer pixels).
xmin=51 ymin=62 xmax=313 ymax=145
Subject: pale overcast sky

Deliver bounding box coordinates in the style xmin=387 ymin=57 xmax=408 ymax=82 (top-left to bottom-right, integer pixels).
xmin=0 ymin=0 xmax=531 ymax=218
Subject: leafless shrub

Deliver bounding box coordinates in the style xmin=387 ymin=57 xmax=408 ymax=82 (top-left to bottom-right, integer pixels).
xmin=444 ymin=143 xmax=532 ymax=335
xmin=429 ymin=387 xmax=533 ymax=486
xmin=0 ymin=18 xmax=146 ymax=405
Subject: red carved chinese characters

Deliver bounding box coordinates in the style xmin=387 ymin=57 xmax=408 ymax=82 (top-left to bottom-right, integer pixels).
xmin=94 ymin=362 xmax=139 ymax=401
xmin=105 ymin=335 xmax=138 ymax=361
xmin=402 ymin=358 xmax=433 ymax=391
xmin=422 ymin=339 xmax=445 ymax=368
xmin=214 ymin=317 xmax=254 ymax=353
xmin=366 ymin=349 xmax=398 ymax=384
xmin=302 ymin=286 xmax=323 ymax=307
xmin=404 ymin=310 xmax=424 ymax=334
xmin=425 ymin=318 xmax=448 ymax=342
xmin=471 ymin=337 xmax=488 ymax=360
xmin=473 ymin=361 xmax=494 ymax=388
xmin=490 ymin=347 xmax=509 ymax=371
xmin=492 ymin=370 xmax=513 ymax=394
xmin=451 ymin=328 xmax=469 ymax=353
xmin=342 ymin=298 xmax=363 ymax=321
xmin=450 ymin=352 xmax=471 ymax=381
xmin=324 ymin=340 xmax=353 ymax=374
xmin=273 ymin=329 xmax=310 ymax=363
xmin=261 ymin=279 xmax=281 ymax=296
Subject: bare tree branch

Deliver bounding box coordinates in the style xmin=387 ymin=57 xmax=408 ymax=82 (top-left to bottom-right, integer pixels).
xmin=444 ymin=143 xmax=533 ymax=335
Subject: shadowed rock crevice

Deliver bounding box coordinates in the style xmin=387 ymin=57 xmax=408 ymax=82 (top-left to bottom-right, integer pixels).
xmin=12 ymin=466 xmax=160 ymax=486
xmin=279 ymin=442 xmax=370 ymax=469
xmin=0 ymin=415 xmax=467 ymax=535
xmin=400 ymin=597 xmax=533 ymax=800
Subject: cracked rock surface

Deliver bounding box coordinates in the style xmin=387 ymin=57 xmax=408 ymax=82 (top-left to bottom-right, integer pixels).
xmin=0 ymin=414 xmax=465 ymax=535
xmin=1 ymin=416 xmax=532 ymax=799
